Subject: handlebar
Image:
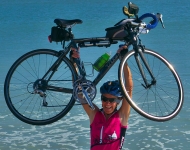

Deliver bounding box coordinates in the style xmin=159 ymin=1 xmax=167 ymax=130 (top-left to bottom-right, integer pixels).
xmin=138 ymin=13 xmax=158 ymax=29
xmin=131 ymin=12 xmax=165 ymax=30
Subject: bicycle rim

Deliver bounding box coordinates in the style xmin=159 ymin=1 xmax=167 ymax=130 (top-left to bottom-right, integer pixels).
xmin=119 ymin=48 xmax=184 ymax=121
xmin=4 ymin=49 xmax=77 ymax=125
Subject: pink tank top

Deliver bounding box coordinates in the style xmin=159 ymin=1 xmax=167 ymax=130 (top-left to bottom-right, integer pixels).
xmin=90 ymin=109 xmax=127 ymax=150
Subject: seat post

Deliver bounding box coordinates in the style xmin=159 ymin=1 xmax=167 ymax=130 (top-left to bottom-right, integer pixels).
xmin=68 ymin=28 xmax=74 ymax=39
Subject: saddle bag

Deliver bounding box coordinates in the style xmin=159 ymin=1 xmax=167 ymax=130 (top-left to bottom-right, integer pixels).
xmin=49 ymin=26 xmax=71 ymax=42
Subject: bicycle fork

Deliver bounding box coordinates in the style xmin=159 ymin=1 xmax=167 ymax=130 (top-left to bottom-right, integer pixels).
xmin=135 ymin=47 xmax=156 ymax=89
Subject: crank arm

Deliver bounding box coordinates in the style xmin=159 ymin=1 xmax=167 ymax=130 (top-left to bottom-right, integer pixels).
xmin=81 ymin=85 xmax=95 ymax=110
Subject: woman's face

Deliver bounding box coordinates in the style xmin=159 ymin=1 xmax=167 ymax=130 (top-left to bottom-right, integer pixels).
xmin=101 ymin=94 xmax=118 ymax=115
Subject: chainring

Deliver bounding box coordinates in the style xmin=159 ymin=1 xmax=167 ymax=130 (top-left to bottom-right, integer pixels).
xmin=73 ymin=79 xmax=97 ymax=103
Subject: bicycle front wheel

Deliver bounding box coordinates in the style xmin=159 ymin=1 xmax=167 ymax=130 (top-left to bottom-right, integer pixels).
xmin=119 ymin=48 xmax=184 ymax=122
xmin=4 ymin=49 xmax=77 ymax=125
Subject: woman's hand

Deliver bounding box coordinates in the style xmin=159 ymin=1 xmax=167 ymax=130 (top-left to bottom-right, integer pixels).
xmin=117 ymin=45 xmax=128 ymax=53
xmin=71 ymin=47 xmax=80 ymax=58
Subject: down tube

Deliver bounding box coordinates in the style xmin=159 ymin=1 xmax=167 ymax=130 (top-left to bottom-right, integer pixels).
xmin=93 ymin=53 xmax=120 ymax=85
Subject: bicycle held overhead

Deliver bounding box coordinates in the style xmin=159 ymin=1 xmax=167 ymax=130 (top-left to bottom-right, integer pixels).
xmin=4 ymin=2 xmax=184 ymax=125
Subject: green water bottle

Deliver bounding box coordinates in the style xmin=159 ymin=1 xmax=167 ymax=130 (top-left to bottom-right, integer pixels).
xmin=93 ymin=53 xmax=110 ymax=72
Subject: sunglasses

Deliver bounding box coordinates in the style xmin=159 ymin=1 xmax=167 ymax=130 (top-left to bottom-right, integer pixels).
xmin=101 ymin=95 xmax=121 ymax=103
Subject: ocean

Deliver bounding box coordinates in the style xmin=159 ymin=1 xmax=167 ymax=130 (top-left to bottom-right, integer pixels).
xmin=0 ymin=0 xmax=190 ymax=149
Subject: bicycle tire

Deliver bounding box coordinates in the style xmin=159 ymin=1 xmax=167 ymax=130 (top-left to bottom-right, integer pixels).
xmin=4 ymin=49 xmax=77 ymax=125
xmin=118 ymin=48 xmax=184 ymax=122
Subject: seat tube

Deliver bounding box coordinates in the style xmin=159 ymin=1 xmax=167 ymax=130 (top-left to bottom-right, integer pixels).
xmin=70 ymin=41 xmax=86 ymax=77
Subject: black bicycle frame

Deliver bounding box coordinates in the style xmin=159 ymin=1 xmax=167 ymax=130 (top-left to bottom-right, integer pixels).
xmin=41 ymin=28 xmax=156 ymax=93
xmin=39 ymin=38 xmax=120 ymax=93
xmin=41 ymin=41 xmax=77 ymax=82
xmin=93 ymin=53 xmax=120 ymax=85
xmin=72 ymin=38 xmax=121 ymax=86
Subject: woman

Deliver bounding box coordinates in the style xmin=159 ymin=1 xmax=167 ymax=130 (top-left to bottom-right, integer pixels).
xmin=71 ymin=45 xmax=133 ymax=150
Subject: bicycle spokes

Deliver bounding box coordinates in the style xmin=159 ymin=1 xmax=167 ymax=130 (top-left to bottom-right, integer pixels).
xmin=119 ymin=49 xmax=183 ymax=121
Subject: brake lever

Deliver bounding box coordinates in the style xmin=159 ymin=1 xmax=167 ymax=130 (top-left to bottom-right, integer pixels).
xmin=157 ymin=13 xmax=165 ymax=29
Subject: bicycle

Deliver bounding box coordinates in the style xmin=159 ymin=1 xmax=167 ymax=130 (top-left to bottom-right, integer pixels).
xmin=4 ymin=2 xmax=184 ymax=125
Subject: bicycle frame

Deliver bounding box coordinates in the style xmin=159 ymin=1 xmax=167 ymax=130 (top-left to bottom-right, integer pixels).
xmin=40 ymin=39 xmax=120 ymax=92
xmin=39 ymin=24 xmax=157 ymax=110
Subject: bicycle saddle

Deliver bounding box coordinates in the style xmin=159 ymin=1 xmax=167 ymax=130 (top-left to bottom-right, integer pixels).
xmin=54 ymin=19 xmax=83 ymax=28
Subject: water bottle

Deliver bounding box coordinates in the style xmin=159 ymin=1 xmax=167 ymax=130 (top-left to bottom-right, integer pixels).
xmin=93 ymin=53 xmax=110 ymax=72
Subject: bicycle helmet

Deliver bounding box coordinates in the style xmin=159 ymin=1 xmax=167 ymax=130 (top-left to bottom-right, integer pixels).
xmin=100 ymin=80 xmax=122 ymax=98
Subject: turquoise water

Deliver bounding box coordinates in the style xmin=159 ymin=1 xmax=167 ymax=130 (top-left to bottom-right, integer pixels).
xmin=0 ymin=0 xmax=190 ymax=149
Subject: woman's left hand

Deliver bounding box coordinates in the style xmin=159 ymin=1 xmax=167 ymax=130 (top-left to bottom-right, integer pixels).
xmin=71 ymin=47 xmax=80 ymax=58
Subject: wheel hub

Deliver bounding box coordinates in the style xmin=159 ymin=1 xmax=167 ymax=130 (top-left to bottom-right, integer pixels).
xmin=33 ymin=79 xmax=48 ymax=97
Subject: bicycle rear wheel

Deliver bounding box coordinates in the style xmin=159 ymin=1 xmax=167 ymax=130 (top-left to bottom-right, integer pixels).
xmin=4 ymin=49 xmax=77 ymax=125
xmin=119 ymin=48 xmax=184 ymax=121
